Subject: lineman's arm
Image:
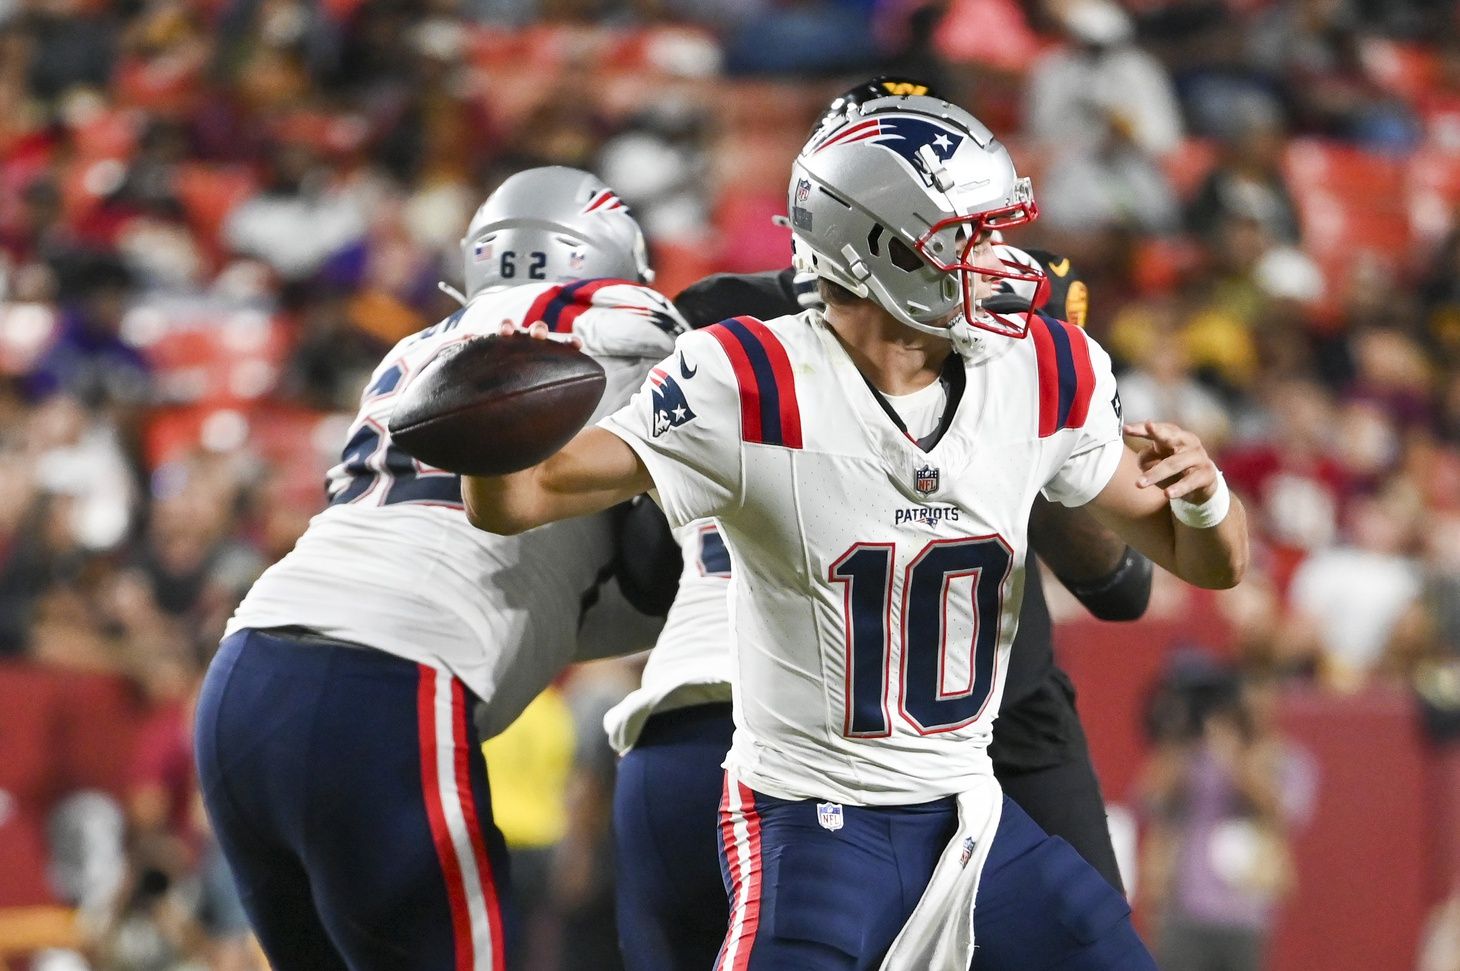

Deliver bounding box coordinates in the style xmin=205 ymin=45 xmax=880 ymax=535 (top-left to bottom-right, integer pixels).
xmin=463 ymin=427 xmax=651 ymax=535
xmin=1029 ymin=497 xmax=1153 ymax=620
xmin=1085 ymin=420 xmax=1248 ymax=590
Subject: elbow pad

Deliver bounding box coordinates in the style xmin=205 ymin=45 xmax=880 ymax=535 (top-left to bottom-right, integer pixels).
xmin=1063 ymin=547 xmax=1153 ymax=622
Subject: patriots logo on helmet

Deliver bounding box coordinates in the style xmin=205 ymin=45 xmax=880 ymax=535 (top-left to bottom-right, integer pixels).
xmin=813 ymin=117 xmax=965 ymax=189
xmin=650 ymin=367 xmax=696 ymax=437
xmin=582 ymin=189 xmax=627 ymax=214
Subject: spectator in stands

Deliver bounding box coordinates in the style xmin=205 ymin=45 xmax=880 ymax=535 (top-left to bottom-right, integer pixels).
xmin=1025 ymin=0 xmax=1184 ymax=158
xmin=25 ymin=254 xmax=152 ymax=409
xmin=1114 ymin=296 xmax=1234 ymax=449
xmin=1138 ymin=663 xmax=1318 ymax=971
xmin=1186 ymin=102 xmax=1303 ymax=247
xmin=1248 ymin=0 xmax=1419 ymax=149
xmin=1286 ymin=486 xmax=1425 ymax=691
xmin=222 ymin=139 xmax=368 ymax=283
xmin=1223 ymin=377 xmax=1355 ymax=554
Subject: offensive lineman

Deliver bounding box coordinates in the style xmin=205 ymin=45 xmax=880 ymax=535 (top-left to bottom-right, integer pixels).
xmin=194 ymin=167 xmax=685 ymax=971
xmin=607 ymin=240 xmax=1152 ymax=971
xmin=465 ymin=95 xmax=1246 ymax=969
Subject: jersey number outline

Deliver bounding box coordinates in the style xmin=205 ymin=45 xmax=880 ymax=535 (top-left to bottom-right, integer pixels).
xmin=329 ymin=420 xmax=461 ymax=508
xmin=830 ymin=536 xmax=1013 ymax=738
xmin=328 ymin=311 xmax=468 ymax=509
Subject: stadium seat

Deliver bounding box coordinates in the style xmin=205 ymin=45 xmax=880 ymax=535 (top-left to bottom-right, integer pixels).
xmin=935 ymin=0 xmax=1049 ymax=74
xmin=1161 ymin=137 xmax=1220 ymax=202
xmin=1360 ymin=37 xmax=1439 ymax=107
xmin=137 ymin=309 xmax=291 ymax=407
xmin=1284 ymin=140 xmax=1411 ymax=304
xmin=1406 ymin=146 xmax=1460 ymax=247
xmin=172 ymin=163 xmax=258 ymax=256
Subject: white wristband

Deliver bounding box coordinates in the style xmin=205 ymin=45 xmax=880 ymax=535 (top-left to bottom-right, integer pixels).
xmin=1170 ymin=471 xmax=1231 ymax=529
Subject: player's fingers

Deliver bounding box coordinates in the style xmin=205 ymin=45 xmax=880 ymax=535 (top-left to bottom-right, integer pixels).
xmin=1165 ymin=464 xmax=1218 ymax=501
xmin=1122 ymin=421 xmax=1157 ymax=440
xmin=1137 ymin=450 xmax=1204 ymax=488
xmin=1145 ymin=421 xmax=1192 ymax=451
xmin=497 ymin=320 xmax=516 ymax=337
xmin=526 ymin=321 xmax=550 ymax=339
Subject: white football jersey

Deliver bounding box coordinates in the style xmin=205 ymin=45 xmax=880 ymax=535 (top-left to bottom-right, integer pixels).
xmin=602 ymin=520 xmax=734 ymax=754
xmin=600 ymin=310 xmax=1122 ymax=805
xmin=228 ymin=279 xmax=684 ymax=738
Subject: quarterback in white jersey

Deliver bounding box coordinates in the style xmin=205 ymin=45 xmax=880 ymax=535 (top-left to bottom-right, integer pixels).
xmin=196 ymin=167 xmax=684 ymax=971
xmin=465 ymin=99 xmax=1245 ymax=971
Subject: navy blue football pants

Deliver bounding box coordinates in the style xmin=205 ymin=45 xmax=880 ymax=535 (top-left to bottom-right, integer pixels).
xmin=614 ymin=704 xmax=738 ymax=971
xmin=613 ymin=704 xmax=1152 ymax=971
xmin=196 ymin=628 xmax=512 ymax=971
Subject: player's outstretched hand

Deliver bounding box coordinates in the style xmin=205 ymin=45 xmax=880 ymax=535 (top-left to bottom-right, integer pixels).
xmin=1124 ymin=420 xmax=1220 ymax=503
xmin=498 ymin=319 xmax=584 ymax=350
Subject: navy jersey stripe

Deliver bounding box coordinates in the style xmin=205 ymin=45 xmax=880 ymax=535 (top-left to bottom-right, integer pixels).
xmin=1043 ymin=314 xmax=1079 ymax=431
xmin=721 ymin=317 xmax=785 ymax=447
xmin=539 ymin=279 xmax=597 ymax=331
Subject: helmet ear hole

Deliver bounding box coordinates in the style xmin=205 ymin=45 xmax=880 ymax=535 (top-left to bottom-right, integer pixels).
xmin=866 ymin=225 xmax=884 ymax=256
xmin=888 ymin=236 xmax=925 ymax=273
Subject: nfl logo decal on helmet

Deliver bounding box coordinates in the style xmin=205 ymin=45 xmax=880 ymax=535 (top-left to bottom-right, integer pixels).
xmin=914 ymin=465 xmax=940 ymax=496
xmin=649 ymin=367 xmax=696 ymax=437
xmin=817 ymin=802 xmax=844 ymax=832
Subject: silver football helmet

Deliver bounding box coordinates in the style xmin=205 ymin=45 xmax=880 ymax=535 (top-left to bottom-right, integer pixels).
xmin=460 ymin=167 xmax=653 ymax=300
xmin=788 ymin=95 xmax=1041 ymax=348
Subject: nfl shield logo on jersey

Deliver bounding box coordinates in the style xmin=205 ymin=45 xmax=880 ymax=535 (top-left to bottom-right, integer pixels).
xmin=816 ymin=802 xmax=844 ymax=832
xmin=914 ymin=465 xmax=940 ymax=496
xmin=649 ymin=367 xmax=696 ymax=437
xmin=960 ymin=836 xmax=976 ymax=868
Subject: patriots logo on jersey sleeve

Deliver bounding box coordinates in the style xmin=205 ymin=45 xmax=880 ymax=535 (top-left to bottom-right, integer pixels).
xmin=812 ymin=117 xmax=964 ymax=188
xmin=650 ymin=367 xmax=696 ymax=437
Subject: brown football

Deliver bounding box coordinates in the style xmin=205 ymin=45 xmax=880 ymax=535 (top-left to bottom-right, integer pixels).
xmin=388 ymin=334 xmax=606 ymax=476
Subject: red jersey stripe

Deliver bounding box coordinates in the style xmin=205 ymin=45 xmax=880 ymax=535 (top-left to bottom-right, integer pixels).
xmin=1029 ymin=316 xmax=1061 ymax=438
xmin=733 ymin=316 xmax=803 ymax=449
xmin=707 ymin=324 xmax=764 ymax=444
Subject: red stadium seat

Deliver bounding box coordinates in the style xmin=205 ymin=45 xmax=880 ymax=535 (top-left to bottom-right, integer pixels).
xmin=172 ymin=163 xmax=257 ymax=255
xmin=137 ymin=310 xmax=292 ymax=406
xmin=935 ymin=0 xmax=1050 ymax=74
xmin=1360 ymin=37 xmax=1439 ymax=107
xmin=1161 ymin=138 xmax=1220 ymax=202
xmin=1406 ymin=146 xmax=1460 ymax=248
xmin=1284 ymin=140 xmax=1411 ymax=305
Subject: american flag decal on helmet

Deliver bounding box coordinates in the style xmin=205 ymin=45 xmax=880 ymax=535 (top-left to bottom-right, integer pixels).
xmin=582 ymin=189 xmax=626 ymax=214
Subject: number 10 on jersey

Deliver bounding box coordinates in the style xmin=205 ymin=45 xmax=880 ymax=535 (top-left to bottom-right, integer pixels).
xmin=830 ymin=536 xmax=1013 ymax=738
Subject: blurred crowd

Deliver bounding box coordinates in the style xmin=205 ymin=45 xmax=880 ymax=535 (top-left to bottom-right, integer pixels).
xmin=4 ymin=0 xmax=1460 ymax=968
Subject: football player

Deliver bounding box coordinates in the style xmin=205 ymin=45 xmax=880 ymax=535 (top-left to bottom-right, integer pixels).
xmin=193 ymin=167 xmax=686 ymax=971
xmin=606 ymin=241 xmax=1150 ymax=971
xmin=464 ymin=96 xmax=1246 ymax=970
